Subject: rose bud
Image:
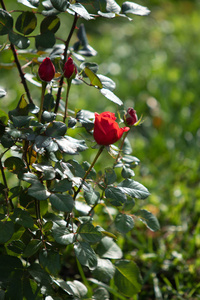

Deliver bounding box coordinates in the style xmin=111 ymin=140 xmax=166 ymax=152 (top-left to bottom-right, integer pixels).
xmin=94 ymin=111 xmax=130 ymax=146
xmin=38 ymin=57 xmax=55 ymax=82
xmin=124 ymin=108 xmax=138 ymax=126
xmin=63 ymin=57 xmax=77 ymax=79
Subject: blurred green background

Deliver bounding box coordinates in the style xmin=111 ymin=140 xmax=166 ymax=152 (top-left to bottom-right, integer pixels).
xmin=1 ymin=0 xmax=200 ymax=298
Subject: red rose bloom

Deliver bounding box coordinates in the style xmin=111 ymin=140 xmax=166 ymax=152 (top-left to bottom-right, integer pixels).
xmin=124 ymin=108 xmax=138 ymax=126
xmin=38 ymin=57 xmax=55 ymax=82
xmin=63 ymin=57 xmax=77 ymax=79
xmin=94 ymin=112 xmax=130 ymax=146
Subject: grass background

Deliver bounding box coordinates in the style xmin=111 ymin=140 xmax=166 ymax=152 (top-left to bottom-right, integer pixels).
xmin=0 ymin=0 xmax=200 ymax=298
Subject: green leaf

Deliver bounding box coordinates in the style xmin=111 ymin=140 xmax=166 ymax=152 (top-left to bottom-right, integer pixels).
xmin=105 ymin=168 xmax=117 ymax=185
xmin=0 ymin=221 xmax=14 ymax=244
xmin=80 ymin=62 xmax=99 ymax=75
xmin=28 ymin=263 xmax=52 ymax=287
xmin=135 ymin=209 xmax=160 ymax=231
xmin=69 ymin=3 xmax=93 ymax=20
xmin=114 ymin=213 xmax=134 ymax=233
xmin=52 ymin=226 xmax=75 ymax=245
xmin=35 ymin=135 xmax=52 ymax=149
xmin=92 ymin=287 xmax=110 ymax=300
xmin=121 ymin=165 xmax=135 ymax=178
xmin=40 ymin=15 xmax=60 ymax=34
xmin=106 ymin=0 xmax=121 ymax=13
xmin=92 ymin=258 xmax=115 ymax=283
xmin=39 ymin=249 xmax=61 ymax=275
xmin=28 ymin=182 xmax=51 ymax=200
xmin=7 ymin=240 xmax=26 ymax=255
xmin=105 ymin=186 xmax=127 ymax=206
xmin=121 ymin=2 xmax=150 ymax=16
xmin=100 ymin=88 xmax=123 ymax=105
xmin=46 ymin=121 xmax=67 ymax=137
xmin=50 ymin=193 xmax=74 ymax=212
xmin=74 ymin=241 xmax=97 ymax=270
xmin=67 ymin=280 xmax=88 ymax=298
xmin=9 ymin=94 xmax=29 ymax=119
xmin=50 ymin=0 xmax=68 ymax=11
xmin=4 ymin=156 xmax=26 ymax=174
xmin=0 ymin=88 xmax=6 ymax=98
xmin=0 ymin=255 xmax=23 ymax=282
xmin=97 ymin=74 xmax=116 ymax=91
xmin=18 ymin=0 xmax=40 ymax=9
xmin=15 ymin=11 xmax=37 ymax=35
xmin=84 ymin=187 xmax=100 ymax=205
xmin=77 ymin=223 xmax=102 ymax=243
xmin=9 ymin=31 xmax=30 ymax=49
xmin=11 ymin=208 xmax=34 ymax=228
xmin=114 ymin=260 xmax=143 ymax=296
xmin=32 ymin=163 xmax=56 ymax=180
xmin=43 ymin=93 xmax=55 ymax=111
xmin=53 ymin=279 xmax=74 ymax=295
xmin=50 ymin=178 xmax=72 ymax=192
xmin=23 ymin=239 xmax=42 ymax=257
xmin=0 ymin=9 xmax=13 ymax=35
xmin=96 ymin=237 xmax=123 ymax=259
xmin=35 ymin=31 xmax=56 ymax=50
xmin=84 ymin=67 xmax=103 ymax=88
xmin=0 ymin=132 xmax=14 ymax=148
xmin=118 ymin=179 xmax=150 ymax=199
xmin=55 ymin=136 xmax=87 ymax=154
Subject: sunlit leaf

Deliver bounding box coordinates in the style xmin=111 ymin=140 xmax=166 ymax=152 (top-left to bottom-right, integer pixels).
xmin=135 ymin=209 xmax=160 ymax=231
xmin=114 ymin=213 xmax=134 ymax=233
xmin=100 ymin=88 xmax=123 ymax=105
xmin=84 ymin=67 xmax=103 ymax=89
xmin=74 ymin=241 xmax=97 ymax=270
xmin=121 ymin=1 xmax=150 ymax=16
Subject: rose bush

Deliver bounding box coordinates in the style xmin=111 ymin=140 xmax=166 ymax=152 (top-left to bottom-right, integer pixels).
xmin=93 ymin=111 xmax=130 ymax=145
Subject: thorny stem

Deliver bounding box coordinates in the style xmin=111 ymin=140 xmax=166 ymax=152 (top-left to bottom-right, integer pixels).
xmin=38 ymin=82 xmax=47 ymax=123
xmin=63 ymin=80 xmax=71 ymax=123
xmin=0 ymin=156 xmax=14 ymax=212
xmin=73 ymin=146 xmax=104 ymax=201
xmin=54 ymin=13 xmax=78 ymax=114
xmin=0 ymin=0 xmax=33 ymax=105
xmin=114 ymin=130 xmax=129 ymax=165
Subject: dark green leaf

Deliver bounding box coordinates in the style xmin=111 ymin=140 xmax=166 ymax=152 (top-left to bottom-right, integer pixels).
xmin=55 ymin=136 xmax=87 ymax=154
xmin=50 ymin=0 xmax=68 ymax=11
xmin=7 ymin=240 xmax=26 ymax=254
xmin=0 ymin=255 xmax=23 ymax=282
xmin=28 ymin=182 xmax=51 ymax=200
xmin=35 ymin=31 xmax=56 ymax=50
xmin=80 ymin=62 xmax=99 ymax=74
xmin=114 ymin=260 xmax=143 ymax=296
xmin=0 ymin=9 xmax=13 ymax=35
xmin=0 ymin=132 xmax=14 ymax=148
xmin=121 ymin=1 xmax=150 ymax=16
xmin=52 ymin=226 xmax=75 ymax=245
xmin=135 ymin=209 xmax=160 ymax=231
xmin=42 ymin=111 xmax=56 ymax=122
xmin=84 ymin=187 xmax=100 ymax=205
xmin=118 ymin=179 xmax=150 ymax=199
xmin=28 ymin=263 xmax=52 ymax=287
xmin=53 ymin=279 xmax=74 ymax=295
xmin=100 ymin=88 xmax=123 ymax=105
xmin=92 ymin=287 xmax=110 ymax=300
xmin=121 ymin=165 xmax=135 ymax=178
xmin=4 ymin=156 xmax=26 ymax=174
xmin=11 ymin=208 xmax=34 ymax=228
xmin=40 ymin=15 xmax=60 ymax=34
xmin=23 ymin=239 xmax=42 ymax=257
xmin=105 ymin=168 xmax=117 ymax=185
xmin=39 ymin=249 xmax=61 ymax=275
xmin=92 ymin=258 xmax=115 ymax=283
xmin=9 ymin=94 xmax=29 ymax=119
xmin=9 ymin=31 xmax=30 ymax=49
xmin=35 ymin=135 xmax=52 ymax=149
xmin=105 ymin=186 xmax=127 ymax=206
xmin=77 ymin=223 xmax=102 ymax=243
xmin=18 ymin=0 xmax=40 ymax=9
xmin=0 ymin=221 xmax=14 ymax=243
xmin=12 ymin=115 xmax=34 ymax=127
xmin=96 ymin=237 xmax=123 ymax=259
xmin=46 ymin=121 xmax=67 ymax=137
xmin=15 ymin=11 xmax=37 ymax=35
xmin=114 ymin=213 xmax=134 ymax=233
xmin=32 ymin=163 xmax=56 ymax=180
xmin=67 ymin=280 xmax=88 ymax=298
xmin=50 ymin=193 xmax=74 ymax=212
xmin=69 ymin=3 xmax=93 ymax=20
xmin=50 ymin=178 xmax=72 ymax=192
xmin=43 ymin=93 xmax=55 ymax=111
xmin=74 ymin=241 xmax=97 ymax=270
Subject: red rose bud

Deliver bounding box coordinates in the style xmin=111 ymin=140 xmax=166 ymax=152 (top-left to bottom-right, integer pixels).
xmin=63 ymin=57 xmax=77 ymax=79
xmin=94 ymin=111 xmax=130 ymax=146
xmin=124 ymin=108 xmax=138 ymax=126
xmin=38 ymin=57 xmax=55 ymax=82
